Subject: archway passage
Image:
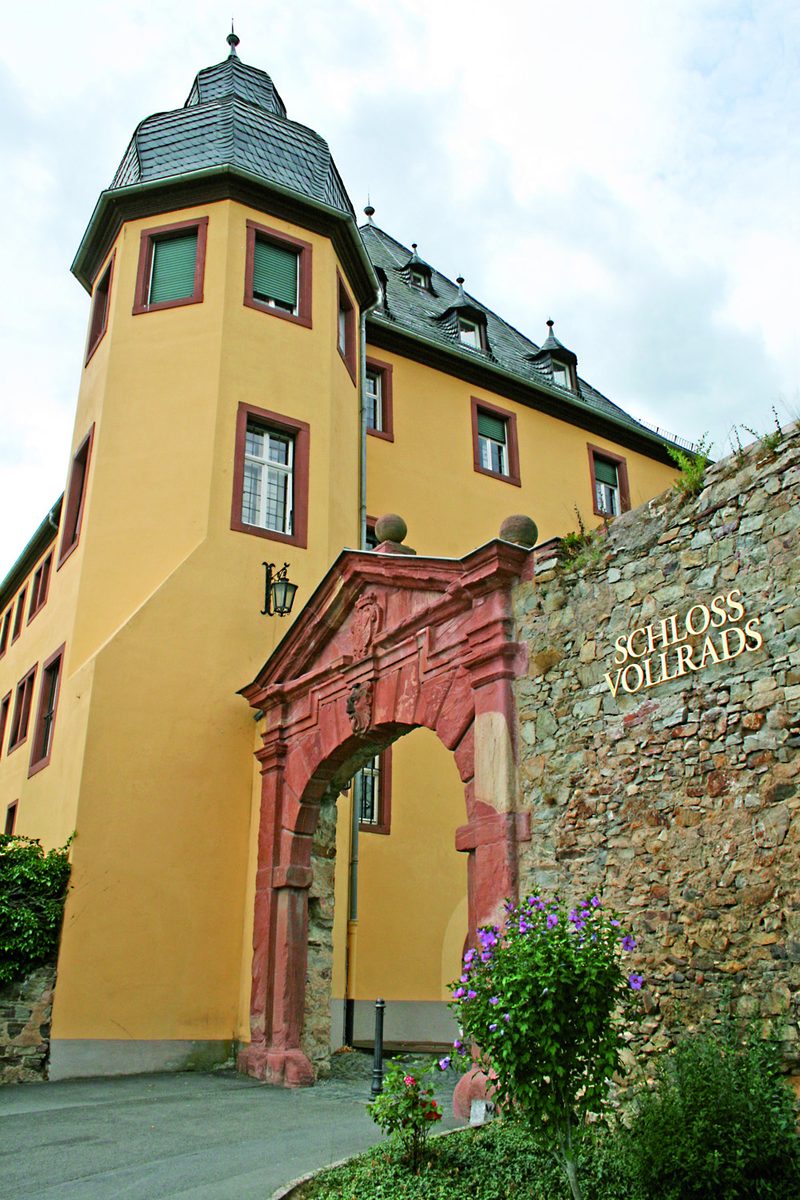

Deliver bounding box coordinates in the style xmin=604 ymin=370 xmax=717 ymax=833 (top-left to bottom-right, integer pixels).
xmin=237 ymin=541 xmax=533 ymax=1085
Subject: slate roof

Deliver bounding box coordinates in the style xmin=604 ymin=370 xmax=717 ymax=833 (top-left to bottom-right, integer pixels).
xmin=109 ymin=55 xmax=353 ymax=217
xmin=360 ymin=223 xmax=665 ymax=442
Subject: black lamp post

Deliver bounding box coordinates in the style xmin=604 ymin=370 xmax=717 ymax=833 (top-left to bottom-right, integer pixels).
xmin=262 ymin=562 xmax=298 ymax=617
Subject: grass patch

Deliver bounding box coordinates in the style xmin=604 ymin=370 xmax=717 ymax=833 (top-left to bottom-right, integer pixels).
xmin=295 ymin=1121 xmax=631 ymax=1200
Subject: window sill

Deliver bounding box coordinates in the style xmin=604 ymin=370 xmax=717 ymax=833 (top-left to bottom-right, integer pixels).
xmin=473 ymin=464 xmax=521 ymax=488
xmin=243 ymin=295 xmax=312 ymax=329
xmin=231 ymin=518 xmax=308 ymax=550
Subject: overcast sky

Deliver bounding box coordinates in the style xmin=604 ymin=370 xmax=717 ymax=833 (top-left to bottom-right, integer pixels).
xmin=1 ymin=0 xmax=797 ymax=571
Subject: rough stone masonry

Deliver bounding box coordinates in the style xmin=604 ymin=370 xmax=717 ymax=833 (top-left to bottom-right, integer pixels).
xmin=514 ymin=424 xmax=799 ymax=1077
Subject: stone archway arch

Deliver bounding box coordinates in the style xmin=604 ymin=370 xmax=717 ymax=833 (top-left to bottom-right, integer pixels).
xmin=237 ymin=540 xmax=533 ymax=1085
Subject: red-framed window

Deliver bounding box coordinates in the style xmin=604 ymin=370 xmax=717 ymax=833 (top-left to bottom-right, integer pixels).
xmin=7 ymin=665 xmax=37 ymax=754
xmin=27 ymin=553 xmax=53 ymax=623
xmin=470 ymin=397 xmax=521 ymax=487
xmin=11 ymin=588 xmax=27 ymax=643
xmin=587 ymin=444 xmax=631 ymax=517
xmin=365 ymin=357 xmax=394 ymax=442
xmin=0 ymin=610 xmax=10 ymax=657
xmin=4 ymin=801 xmax=17 ymax=836
xmin=244 ymin=220 xmax=313 ymax=329
xmin=0 ymin=692 xmax=11 ymax=756
xmin=58 ymin=424 xmax=95 ymax=567
xmin=132 ymin=217 xmax=209 ymax=315
xmin=230 ymin=403 xmax=310 ymax=549
xmin=355 ymin=747 xmax=392 ymax=835
xmin=85 ymin=251 xmax=115 ymax=364
xmin=337 ymin=272 xmax=357 ymax=384
xmin=28 ymin=644 xmax=65 ymax=777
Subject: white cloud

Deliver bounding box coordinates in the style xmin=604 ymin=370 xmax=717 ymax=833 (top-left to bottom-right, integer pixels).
xmin=0 ymin=0 xmax=797 ymax=569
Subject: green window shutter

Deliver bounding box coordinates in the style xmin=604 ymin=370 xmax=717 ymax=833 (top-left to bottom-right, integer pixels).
xmin=253 ymin=239 xmax=298 ymax=308
xmin=149 ymin=233 xmax=198 ymax=304
xmin=477 ymin=411 xmax=507 ymax=443
xmin=594 ymin=458 xmax=618 ymax=486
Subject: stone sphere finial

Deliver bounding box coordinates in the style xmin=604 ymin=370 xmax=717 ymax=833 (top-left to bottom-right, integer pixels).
xmin=499 ymin=514 xmax=538 ymax=547
xmin=374 ymin=513 xmax=408 ymax=544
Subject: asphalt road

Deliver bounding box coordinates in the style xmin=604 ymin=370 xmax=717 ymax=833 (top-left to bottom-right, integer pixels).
xmin=0 ymin=1062 xmax=462 ymax=1199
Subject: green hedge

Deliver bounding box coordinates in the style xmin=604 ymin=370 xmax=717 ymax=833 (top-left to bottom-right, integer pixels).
xmin=0 ymin=835 xmax=71 ymax=986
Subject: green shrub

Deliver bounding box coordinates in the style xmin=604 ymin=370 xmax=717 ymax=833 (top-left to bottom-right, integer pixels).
xmin=446 ymin=895 xmax=642 ymax=1200
xmin=0 ymin=834 xmax=71 ymax=985
xmin=623 ymin=1023 xmax=800 ymax=1199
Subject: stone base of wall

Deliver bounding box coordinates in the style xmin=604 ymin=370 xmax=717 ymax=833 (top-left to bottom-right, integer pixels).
xmin=48 ymin=1038 xmax=233 ymax=1080
xmin=0 ymin=961 xmax=56 ymax=1084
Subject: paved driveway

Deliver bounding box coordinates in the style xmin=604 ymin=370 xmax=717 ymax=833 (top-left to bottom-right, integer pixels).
xmin=0 ymin=1063 xmax=462 ymax=1199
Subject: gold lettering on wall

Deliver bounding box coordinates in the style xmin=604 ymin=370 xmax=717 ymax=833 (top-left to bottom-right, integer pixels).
xmin=603 ymin=589 xmax=764 ymax=696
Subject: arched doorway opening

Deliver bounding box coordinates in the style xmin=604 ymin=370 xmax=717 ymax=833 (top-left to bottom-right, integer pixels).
xmin=237 ymin=540 xmax=533 ymax=1085
xmin=317 ymin=723 xmax=469 ymax=1070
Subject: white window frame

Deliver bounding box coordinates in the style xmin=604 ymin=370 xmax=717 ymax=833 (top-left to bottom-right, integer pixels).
xmin=243 ymin=425 xmax=295 ymax=535
xmin=552 ymin=363 xmax=571 ymax=388
xmin=595 ymin=477 xmax=620 ymax=516
xmin=365 ymin=368 xmax=383 ymax=432
xmin=458 ymin=317 xmax=482 ymax=348
xmin=354 ymin=755 xmax=381 ymax=825
xmin=479 ymin=428 xmax=508 ymax=476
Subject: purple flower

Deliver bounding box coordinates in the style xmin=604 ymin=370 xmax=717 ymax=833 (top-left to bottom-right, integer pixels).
xmin=467 ymin=989 xmax=477 ymax=1000
xmin=463 ymin=949 xmax=476 ymax=965
xmin=489 ymin=996 xmax=500 ymax=1006
xmin=489 ymin=1023 xmax=498 ymax=1032
xmin=460 ymin=974 xmax=469 ymax=984
xmin=546 ymin=913 xmax=558 ymax=929
xmin=573 ymin=919 xmax=586 ymax=931
xmin=629 ymin=974 xmax=644 ymax=991
xmin=570 ymin=908 xmax=578 ymax=922
xmin=453 ymin=1039 xmax=463 ymax=1052
xmin=518 ymin=918 xmax=529 ymax=933
xmin=621 ymin=935 xmax=637 ymax=953
xmin=454 ymin=987 xmax=465 ymax=1000
xmin=503 ymin=1013 xmax=510 ymax=1022
xmin=481 ymin=951 xmax=493 ymax=963
xmin=438 ymin=1056 xmax=451 ymax=1070
xmin=590 ymin=895 xmax=601 ymax=908
xmin=610 ymin=919 xmax=620 ymax=927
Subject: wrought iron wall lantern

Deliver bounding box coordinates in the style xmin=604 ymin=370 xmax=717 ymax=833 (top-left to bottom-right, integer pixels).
xmin=262 ymin=562 xmax=298 ymax=617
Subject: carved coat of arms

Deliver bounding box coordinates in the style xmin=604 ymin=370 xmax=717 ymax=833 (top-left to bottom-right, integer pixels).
xmin=351 ymin=593 xmax=383 ymax=660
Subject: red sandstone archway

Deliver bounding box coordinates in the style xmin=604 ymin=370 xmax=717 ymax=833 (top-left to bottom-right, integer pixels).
xmin=237 ymin=540 xmax=533 ymax=1085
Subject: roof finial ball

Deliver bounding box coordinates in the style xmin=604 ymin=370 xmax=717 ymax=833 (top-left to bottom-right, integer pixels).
xmin=546 ymin=318 xmax=554 ymax=331
xmin=364 ymin=202 xmax=375 ymax=224
xmin=499 ymin=514 xmax=538 ymax=548
xmin=227 ymin=21 xmax=240 ymax=57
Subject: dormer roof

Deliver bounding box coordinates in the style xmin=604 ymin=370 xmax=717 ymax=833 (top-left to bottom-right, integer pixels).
xmin=359 ymin=222 xmax=677 ymax=456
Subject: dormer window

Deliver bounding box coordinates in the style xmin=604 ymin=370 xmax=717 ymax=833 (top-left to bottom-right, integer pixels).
xmin=552 ymin=362 xmax=574 ymax=390
xmin=458 ymin=316 xmax=484 ymax=349
xmin=405 ymin=244 xmax=433 ymax=292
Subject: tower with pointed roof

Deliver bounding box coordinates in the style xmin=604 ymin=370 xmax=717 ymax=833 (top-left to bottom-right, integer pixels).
xmin=0 ymin=37 xmax=683 ymax=1083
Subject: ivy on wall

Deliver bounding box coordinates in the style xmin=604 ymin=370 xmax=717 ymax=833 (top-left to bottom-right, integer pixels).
xmin=0 ymin=835 xmax=71 ymax=986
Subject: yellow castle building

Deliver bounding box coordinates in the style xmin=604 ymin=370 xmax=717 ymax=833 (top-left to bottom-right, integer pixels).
xmin=0 ymin=35 xmax=681 ymax=1079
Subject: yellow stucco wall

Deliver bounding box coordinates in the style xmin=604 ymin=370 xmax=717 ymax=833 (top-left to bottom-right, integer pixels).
xmin=1 ymin=186 xmax=682 ymax=1064
xmin=364 ymin=348 xmax=677 ymax=555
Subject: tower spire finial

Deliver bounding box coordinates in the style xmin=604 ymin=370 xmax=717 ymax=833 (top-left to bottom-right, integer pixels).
xmin=227 ymin=21 xmax=240 ymax=57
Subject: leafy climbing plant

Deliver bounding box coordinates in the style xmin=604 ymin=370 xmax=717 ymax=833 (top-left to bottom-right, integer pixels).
xmin=0 ymin=834 xmax=72 ymax=985
xmin=666 ymin=436 xmax=712 ymax=498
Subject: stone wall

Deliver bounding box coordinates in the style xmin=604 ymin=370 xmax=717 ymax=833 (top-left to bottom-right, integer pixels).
xmin=302 ymin=794 xmax=338 ymax=1076
xmin=514 ymin=426 xmax=799 ymax=1074
xmin=0 ymin=961 xmax=56 ymax=1084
